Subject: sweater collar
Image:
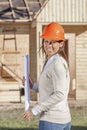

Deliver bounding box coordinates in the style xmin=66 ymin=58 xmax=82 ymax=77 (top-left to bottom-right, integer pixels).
xmin=43 ymin=53 xmax=59 ymax=70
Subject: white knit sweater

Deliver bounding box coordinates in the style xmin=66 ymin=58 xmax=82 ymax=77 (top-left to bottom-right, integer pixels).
xmin=32 ymin=54 xmax=71 ymax=124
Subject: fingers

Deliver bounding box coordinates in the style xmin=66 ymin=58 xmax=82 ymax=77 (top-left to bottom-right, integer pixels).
xmin=23 ymin=110 xmax=34 ymax=120
xmin=22 ymin=75 xmax=34 ymax=89
xmin=28 ymin=75 xmax=34 ymax=89
xmin=22 ymin=76 xmax=25 ymax=86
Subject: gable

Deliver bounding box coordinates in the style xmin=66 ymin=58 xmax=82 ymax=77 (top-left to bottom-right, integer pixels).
xmin=37 ymin=0 xmax=87 ymax=24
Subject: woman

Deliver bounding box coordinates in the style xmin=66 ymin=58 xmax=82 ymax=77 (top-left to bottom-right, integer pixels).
xmin=23 ymin=22 xmax=71 ymax=130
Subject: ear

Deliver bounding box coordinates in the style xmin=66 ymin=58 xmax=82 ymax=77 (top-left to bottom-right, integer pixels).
xmin=59 ymin=41 xmax=64 ymax=47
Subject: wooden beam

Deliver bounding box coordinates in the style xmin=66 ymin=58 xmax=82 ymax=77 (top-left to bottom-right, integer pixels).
xmin=31 ymin=20 xmax=36 ymax=28
xmin=0 ymin=12 xmax=12 ymax=16
xmin=33 ymin=0 xmax=49 ymax=20
xmin=0 ymin=19 xmax=30 ymax=22
xmin=1 ymin=51 xmax=20 ymax=54
xmin=23 ymin=0 xmax=32 ymax=20
xmin=1 ymin=63 xmax=20 ymax=66
xmin=15 ymin=7 xmax=33 ymax=15
xmin=16 ymin=7 xmax=26 ymax=10
xmin=38 ymin=0 xmax=43 ymax=7
xmin=8 ymin=0 xmax=16 ymax=19
xmin=27 ymin=1 xmax=39 ymax=4
xmin=0 ymin=2 xmax=9 ymax=5
xmin=1 ymin=64 xmax=22 ymax=81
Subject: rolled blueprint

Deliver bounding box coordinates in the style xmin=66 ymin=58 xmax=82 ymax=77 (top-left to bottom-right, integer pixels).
xmin=24 ymin=55 xmax=30 ymax=111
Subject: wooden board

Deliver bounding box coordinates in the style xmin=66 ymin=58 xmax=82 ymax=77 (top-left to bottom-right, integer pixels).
xmin=76 ymin=90 xmax=87 ymax=100
xmin=0 ymin=91 xmax=20 ymax=102
xmin=0 ymin=82 xmax=20 ymax=91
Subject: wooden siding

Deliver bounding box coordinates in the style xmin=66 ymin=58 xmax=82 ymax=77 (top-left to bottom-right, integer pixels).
xmin=76 ymin=28 xmax=87 ymax=99
xmin=0 ymin=82 xmax=20 ymax=102
xmin=64 ymin=25 xmax=87 ymax=100
xmin=37 ymin=0 xmax=87 ymax=23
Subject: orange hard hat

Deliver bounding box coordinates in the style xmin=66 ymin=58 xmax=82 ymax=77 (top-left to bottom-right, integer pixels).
xmin=40 ymin=22 xmax=65 ymax=41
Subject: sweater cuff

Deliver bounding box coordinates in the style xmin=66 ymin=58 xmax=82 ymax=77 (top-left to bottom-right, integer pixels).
xmin=32 ymin=107 xmax=39 ymax=116
xmin=32 ymin=83 xmax=38 ymax=91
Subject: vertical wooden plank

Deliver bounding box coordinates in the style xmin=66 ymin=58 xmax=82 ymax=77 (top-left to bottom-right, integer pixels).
xmin=76 ymin=0 xmax=80 ymax=22
xmin=68 ymin=0 xmax=72 ymax=22
xmin=79 ymin=0 xmax=83 ymax=22
xmin=76 ymin=26 xmax=87 ymax=100
xmin=83 ymin=0 xmax=87 ymax=22
xmin=65 ymin=33 xmax=76 ymax=98
xmin=72 ymin=0 xmax=75 ymax=22
xmin=37 ymin=0 xmax=87 ymax=23
xmin=47 ymin=0 xmax=51 ymax=22
xmin=74 ymin=0 xmax=76 ymax=22
xmin=79 ymin=0 xmax=81 ymax=22
xmin=9 ymin=0 xmax=16 ymax=19
xmin=40 ymin=6 xmax=44 ymax=22
xmin=36 ymin=23 xmax=42 ymax=78
xmin=45 ymin=0 xmax=49 ymax=22
xmin=56 ymin=0 xmax=60 ymax=22
xmin=24 ymin=0 xmax=32 ymax=20
xmin=64 ymin=0 xmax=68 ymax=22
xmin=86 ymin=0 xmax=87 ymax=21
xmin=52 ymin=0 xmax=56 ymax=21
xmin=60 ymin=0 xmax=63 ymax=22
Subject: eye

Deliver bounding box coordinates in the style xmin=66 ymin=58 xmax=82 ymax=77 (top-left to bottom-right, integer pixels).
xmin=44 ymin=40 xmax=48 ymax=43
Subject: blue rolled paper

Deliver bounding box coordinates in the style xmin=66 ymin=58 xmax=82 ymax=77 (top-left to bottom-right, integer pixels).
xmin=24 ymin=55 xmax=30 ymax=111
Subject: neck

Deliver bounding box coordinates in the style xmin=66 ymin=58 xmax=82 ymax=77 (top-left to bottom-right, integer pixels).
xmin=47 ymin=53 xmax=58 ymax=59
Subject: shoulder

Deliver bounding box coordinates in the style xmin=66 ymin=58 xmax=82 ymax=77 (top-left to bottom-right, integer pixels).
xmin=52 ymin=54 xmax=68 ymax=73
xmin=53 ymin=54 xmax=68 ymax=67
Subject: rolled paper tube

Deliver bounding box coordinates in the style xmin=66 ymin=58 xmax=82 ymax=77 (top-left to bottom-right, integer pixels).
xmin=24 ymin=55 xmax=30 ymax=111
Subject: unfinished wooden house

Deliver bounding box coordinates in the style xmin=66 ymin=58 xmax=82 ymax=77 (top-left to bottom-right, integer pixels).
xmin=0 ymin=0 xmax=87 ymax=102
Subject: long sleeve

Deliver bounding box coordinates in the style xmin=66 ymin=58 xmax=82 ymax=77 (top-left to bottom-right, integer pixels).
xmin=32 ymin=83 xmax=38 ymax=92
xmin=32 ymin=58 xmax=69 ymax=115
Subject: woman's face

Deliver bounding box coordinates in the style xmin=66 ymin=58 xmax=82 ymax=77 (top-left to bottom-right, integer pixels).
xmin=43 ymin=39 xmax=63 ymax=59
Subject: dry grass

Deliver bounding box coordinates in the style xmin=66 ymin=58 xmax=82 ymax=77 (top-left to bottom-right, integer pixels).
xmin=0 ymin=103 xmax=87 ymax=130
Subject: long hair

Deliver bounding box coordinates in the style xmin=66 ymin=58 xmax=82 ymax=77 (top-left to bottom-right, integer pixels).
xmin=41 ymin=39 xmax=69 ymax=65
xmin=58 ymin=42 xmax=69 ymax=65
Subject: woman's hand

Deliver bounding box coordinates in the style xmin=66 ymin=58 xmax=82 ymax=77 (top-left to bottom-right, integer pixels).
xmin=22 ymin=75 xmax=34 ymax=89
xmin=28 ymin=75 xmax=34 ymax=89
xmin=22 ymin=76 xmax=25 ymax=86
xmin=23 ymin=109 xmax=34 ymax=120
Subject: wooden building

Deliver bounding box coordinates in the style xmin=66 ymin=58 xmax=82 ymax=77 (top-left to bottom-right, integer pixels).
xmin=0 ymin=0 xmax=87 ymax=102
